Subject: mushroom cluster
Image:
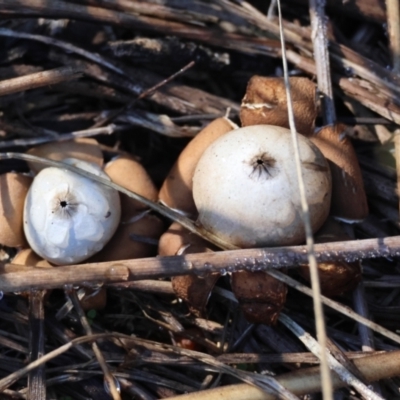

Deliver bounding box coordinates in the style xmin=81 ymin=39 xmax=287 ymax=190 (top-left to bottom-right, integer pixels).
xmin=1 ymin=138 xmax=164 ymax=307
xmin=159 ymin=75 xmax=368 ymax=324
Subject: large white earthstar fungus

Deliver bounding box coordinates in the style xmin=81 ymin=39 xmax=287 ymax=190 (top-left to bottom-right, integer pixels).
xmin=192 ymin=125 xmax=332 ymax=248
xmin=24 ymin=158 xmax=121 ymax=265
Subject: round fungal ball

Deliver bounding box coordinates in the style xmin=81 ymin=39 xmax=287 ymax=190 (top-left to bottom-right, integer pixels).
xmin=192 ymin=125 xmax=331 ymax=248
xmin=23 ymin=159 xmax=121 ymax=265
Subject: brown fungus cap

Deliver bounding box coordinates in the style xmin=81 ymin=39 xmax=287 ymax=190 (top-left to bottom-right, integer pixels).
xmin=104 ymin=155 xmax=158 ymax=221
xmin=80 ymin=288 xmax=107 ymax=311
xmin=231 ymin=270 xmax=287 ymax=325
xmin=89 ymin=213 xmax=164 ymax=262
xmin=158 ymin=222 xmax=220 ymax=316
xmin=240 ymin=76 xmax=317 ymax=136
xmin=0 ymin=173 xmax=32 ymax=248
xmin=27 ymin=138 xmax=103 ymax=173
xmin=12 ymin=248 xmax=52 ymax=268
xmin=159 ymin=117 xmax=236 ymax=216
xmin=310 ymin=124 xmax=368 ymax=222
xmin=299 ymin=218 xmax=362 ymax=296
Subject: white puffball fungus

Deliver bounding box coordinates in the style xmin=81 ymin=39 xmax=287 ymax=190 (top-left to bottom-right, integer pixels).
xmin=23 ymin=159 xmax=121 ymax=265
xmin=192 ymin=125 xmax=331 ymax=248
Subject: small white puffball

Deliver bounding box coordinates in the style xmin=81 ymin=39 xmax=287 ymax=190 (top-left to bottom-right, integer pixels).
xmin=192 ymin=125 xmax=331 ymax=248
xmin=23 ymin=158 xmax=121 ymax=265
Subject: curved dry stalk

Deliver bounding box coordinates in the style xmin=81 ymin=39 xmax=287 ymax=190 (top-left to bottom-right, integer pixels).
xmin=0 ymin=152 xmax=238 ymax=251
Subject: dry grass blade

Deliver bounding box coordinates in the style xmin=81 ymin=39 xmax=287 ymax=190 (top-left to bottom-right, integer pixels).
xmin=276 ymin=0 xmax=332 ymax=397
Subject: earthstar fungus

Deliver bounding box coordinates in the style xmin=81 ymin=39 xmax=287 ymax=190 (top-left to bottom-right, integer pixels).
xmin=23 ymin=158 xmax=121 ymax=265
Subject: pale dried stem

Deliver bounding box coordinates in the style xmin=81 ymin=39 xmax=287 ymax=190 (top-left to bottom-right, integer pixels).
xmin=0 ymin=66 xmax=82 ymax=96
xmin=276 ymin=0 xmax=332 ymax=397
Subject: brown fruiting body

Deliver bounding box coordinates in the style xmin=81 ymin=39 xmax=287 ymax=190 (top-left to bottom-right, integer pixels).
xmin=80 ymin=288 xmax=107 ymax=311
xmin=231 ymin=270 xmax=287 ymax=325
xmin=300 ymin=261 xmax=362 ymax=297
xmin=159 ymin=117 xmax=236 ymax=216
xmin=240 ymin=76 xmax=317 ymax=136
xmin=104 ymin=155 xmax=158 ymax=221
xmin=0 ymin=173 xmax=32 ymax=248
xmin=158 ymin=222 xmax=220 ymax=316
xmin=299 ymin=218 xmax=362 ymax=296
xmin=310 ymin=124 xmax=369 ymax=221
xmin=89 ymin=213 xmax=164 ymax=262
xmin=12 ymin=248 xmax=52 ymax=268
xmin=27 ymin=138 xmax=103 ymax=173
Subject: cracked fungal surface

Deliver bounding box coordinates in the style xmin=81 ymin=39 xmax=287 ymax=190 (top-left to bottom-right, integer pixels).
xmin=248 ymin=152 xmax=278 ymax=180
xmin=193 ymin=124 xmax=331 ymax=248
xmin=24 ymin=159 xmax=121 ymax=265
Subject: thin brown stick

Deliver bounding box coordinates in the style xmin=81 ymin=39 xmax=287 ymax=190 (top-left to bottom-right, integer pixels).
xmin=0 ymin=66 xmax=82 ymax=96
xmin=0 ymin=234 xmax=399 ymax=292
